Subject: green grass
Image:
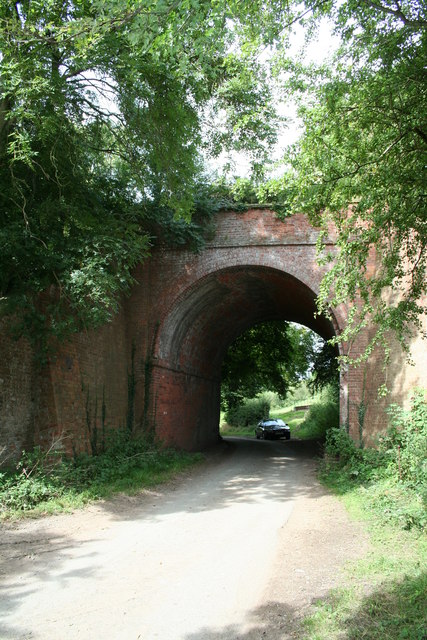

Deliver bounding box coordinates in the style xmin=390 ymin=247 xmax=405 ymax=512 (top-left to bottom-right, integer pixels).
xmin=0 ymin=434 xmax=203 ymax=520
xmin=300 ymin=403 xmax=427 ymax=640
xmin=220 ymin=424 xmax=256 ymax=437
xmin=301 ymin=481 xmax=427 ymax=640
xmin=220 ymin=405 xmax=317 ymax=439
xmin=219 ymin=411 xmax=254 ymax=437
xmin=271 ymin=408 xmax=307 ymax=433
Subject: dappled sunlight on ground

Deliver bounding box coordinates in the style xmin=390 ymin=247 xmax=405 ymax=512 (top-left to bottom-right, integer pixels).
xmin=0 ymin=438 xmax=367 ymax=640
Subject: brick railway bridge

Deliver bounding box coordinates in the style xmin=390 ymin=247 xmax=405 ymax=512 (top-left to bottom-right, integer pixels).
xmin=2 ymin=209 xmax=425 ymax=456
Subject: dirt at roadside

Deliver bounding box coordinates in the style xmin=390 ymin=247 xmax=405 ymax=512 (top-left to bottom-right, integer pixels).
xmin=242 ymin=471 xmax=370 ymax=639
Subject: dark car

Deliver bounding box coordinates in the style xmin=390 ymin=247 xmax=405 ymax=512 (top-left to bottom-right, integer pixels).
xmin=255 ymin=418 xmax=291 ymax=440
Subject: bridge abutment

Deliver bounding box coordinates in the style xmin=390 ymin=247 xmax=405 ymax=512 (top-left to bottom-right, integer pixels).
xmin=1 ymin=210 xmax=425 ymax=457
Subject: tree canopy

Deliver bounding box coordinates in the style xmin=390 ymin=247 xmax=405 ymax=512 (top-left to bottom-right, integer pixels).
xmin=264 ymin=0 xmax=427 ymax=361
xmin=0 ymin=0 xmax=286 ymax=350
xmin=220 ymin=321 xmax=317 ymax=410
xmin=1 ymin=0 xmax=426 ymax=360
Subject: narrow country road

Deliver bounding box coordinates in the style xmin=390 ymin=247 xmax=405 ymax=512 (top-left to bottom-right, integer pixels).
xmin=0 ymin=438 xmax=367 ymax=640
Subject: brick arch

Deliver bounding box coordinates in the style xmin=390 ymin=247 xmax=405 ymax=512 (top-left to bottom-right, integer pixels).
xmin=155 ymin=264 xmax=339 ymax=375
xmin=150 ymin=262 xmax=342 ymax=449
xmin=2 ymin=209 xmax=425 ymax=458
xmin=144 ymin=210 xmax=345 ymax=449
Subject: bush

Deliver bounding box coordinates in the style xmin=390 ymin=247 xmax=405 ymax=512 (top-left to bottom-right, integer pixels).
xmin=225 ymin=396 xmax=270 ymax=428
xmin=381 ymin=390 xmax=427 ymax=490
xmin=0 ymin=476 xmax=62 ymax=510
xmin=324 ymin=427 xmax=360 ymax=464
xmin=321 ymin=389 xmax=427 ymax=531
xmin=0 ymin=428 xmax=200 ymax=518
xmin=297 ymin=386 xmax=339 ymax=439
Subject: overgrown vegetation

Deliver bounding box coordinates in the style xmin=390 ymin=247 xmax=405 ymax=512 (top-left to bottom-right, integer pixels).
xmin=295 ymin=386 xmax=339 ymax=440
xmin=0 ymin=429 xmax=202 ymax=520
xmin=221 ymin=321 xmax=316 ymax=412
xmin=221 ymin=383 xmax=339 ymax=440
xmin=302 ymin=389 xmax=427 ymax=639
xmin=0 ymin=0 xmax=284 ymax=354
xmin=321 ymin=389 xmax=426 ymax=532
xmin=224 ymin=396 xmax=270 ymax=430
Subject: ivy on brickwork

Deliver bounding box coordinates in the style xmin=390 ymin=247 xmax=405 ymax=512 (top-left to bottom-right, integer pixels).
xmin=357 ymin=368 xmax=369 ymax=448
xmin=142 ymin=322 xmax=160 ymax=434
xmin=126 ymin=342 xmax=136 ymax=434
xmin=142 ymin=355 xmax=153 ymax=433
xmin=80 ymin=378 xmax=108 ymax=456
xmin=84 ymin=384 xmax=104 ymax=456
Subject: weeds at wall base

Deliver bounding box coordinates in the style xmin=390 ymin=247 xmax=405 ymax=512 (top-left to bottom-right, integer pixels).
xmin=0 ymin=429 xmax=203 ymax=520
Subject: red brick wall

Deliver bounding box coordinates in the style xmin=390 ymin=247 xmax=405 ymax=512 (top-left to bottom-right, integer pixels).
xmin=43 ymin=308 xmax=130 ymax=455
xmin=0 ymin=309 xmax=130 ymax=461
xmin=151 ymin=363 xmax=220 ymax=450
xmin=0 ymin=319 xmax=36 ymax=461
xmin=1 ymin=209 xmax=425 ymax=457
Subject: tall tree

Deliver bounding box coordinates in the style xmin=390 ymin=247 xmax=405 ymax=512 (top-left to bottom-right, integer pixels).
xmin=0 ymin=0 xmax=288 ymax=350
xmin=308 ymin=340 xmax=339 ymax=393
xmin=221 ymin=321 xmax=315 ymax=409
xmin=3 ymin=0 xmax=425 ymax=363
xmin=260 ymin=0 xmax=426 ymax=362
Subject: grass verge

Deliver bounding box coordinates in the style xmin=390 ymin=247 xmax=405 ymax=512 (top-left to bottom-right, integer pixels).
xmin=271 ymin=408 xmax=307 ymax=435
xmin=0 ymin=430 xmax=203 ymax=520
xmin=301 ymin=392 xmax=427 ymax=640
xmin=302 ymin=478 xmax=427 ymax=640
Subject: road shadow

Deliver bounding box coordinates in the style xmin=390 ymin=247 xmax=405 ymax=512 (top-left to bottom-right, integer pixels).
xmin=94 ymin=437 xmax=327 ymax=524
xmin=0 ymin=437 xmax=332 ymax=639
xmin=184 ymin=601 xmax=305 ymax=639
xmin=0 ymin=522 xmax=103 ymax=639
xmin=183 ymin=570 xmax=426 ymax=639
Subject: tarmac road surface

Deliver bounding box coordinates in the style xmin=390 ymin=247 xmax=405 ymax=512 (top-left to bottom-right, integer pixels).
xmin=0 ymin=437 xmax=367 ymax=639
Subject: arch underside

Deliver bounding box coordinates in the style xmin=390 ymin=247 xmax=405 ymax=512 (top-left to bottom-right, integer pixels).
xmin=158 ymin=265 xmax=336 ymax=377
xmin=151 ymin=265 xmax=337 ymax=450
